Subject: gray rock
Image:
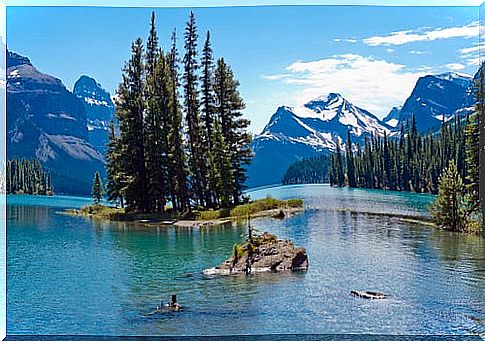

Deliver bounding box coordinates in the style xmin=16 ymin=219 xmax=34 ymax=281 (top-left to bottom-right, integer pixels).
xmin=203 ymin=232 xmax=308 ymax=275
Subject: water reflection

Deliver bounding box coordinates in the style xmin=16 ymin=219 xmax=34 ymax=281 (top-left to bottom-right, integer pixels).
xmin=6 ymin=186 xmax=485 ymax=336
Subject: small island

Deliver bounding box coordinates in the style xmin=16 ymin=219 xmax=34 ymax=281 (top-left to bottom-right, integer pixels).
xmin=203 ymin=231 xmax=308 ymax=275
xmin=65 ymin=196 xmax=304 ymax=227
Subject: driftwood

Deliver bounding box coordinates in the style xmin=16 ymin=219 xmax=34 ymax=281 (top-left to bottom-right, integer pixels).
xmin=350 ymin=290 xmax=389 ymax=299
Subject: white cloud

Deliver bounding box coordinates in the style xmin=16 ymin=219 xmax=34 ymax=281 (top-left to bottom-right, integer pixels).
xmin=445 ymin=63 xmax=466 ymax=70
xmin=386 ymin=48 xmax=395 ymax=53
xmin=409 ymin=50 xmax=428 ymax=55
xmin=334 ymin=38 xmax=357 ymax=43
xmin=266 ymin=54 xmax=427 ymax=118
xmin=457 ymin=42 xmax=484 ymax=68
xmin=261 ymin=74 xmax=290 ymax=80
xmin=363 ymin=21 xmax=479 ymax=46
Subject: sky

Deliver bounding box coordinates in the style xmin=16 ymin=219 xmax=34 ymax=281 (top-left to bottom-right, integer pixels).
xmin=6 ymin=5 xmax=482 ymax=133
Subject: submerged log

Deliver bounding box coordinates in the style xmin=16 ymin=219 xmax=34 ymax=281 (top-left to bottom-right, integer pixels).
xmin=203 ymin=232 xmax=308 ymax=276
xmin=350 ymin=290 xmax=389 ymax=299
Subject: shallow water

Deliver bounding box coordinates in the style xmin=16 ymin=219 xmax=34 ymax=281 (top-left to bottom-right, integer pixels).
xmin=6 ymin=185 xmax=485 ymax=336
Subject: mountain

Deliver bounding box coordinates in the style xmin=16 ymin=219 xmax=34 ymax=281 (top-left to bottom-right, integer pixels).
xmin=247 ymin=93 xmax=391 ymax=188
xmin=73 ymin=75 xmax=116 ymax=154
xmin=7 ymin=50 xmax=105 ymax=195
xmin=382 ymin=72 xmax=474 ymax=132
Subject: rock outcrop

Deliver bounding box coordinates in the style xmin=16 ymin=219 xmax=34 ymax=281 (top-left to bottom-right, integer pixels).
xmin=203 ymin=232 xmax=308 ymax=275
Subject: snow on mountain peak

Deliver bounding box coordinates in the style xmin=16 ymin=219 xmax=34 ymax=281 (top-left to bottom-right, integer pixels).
xmin=435 ymin=72 xmax=473 ymax=89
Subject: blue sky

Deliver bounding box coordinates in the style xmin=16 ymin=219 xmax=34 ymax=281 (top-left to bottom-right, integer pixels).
xmin=6 ymin=5 xmax=481 ymax=133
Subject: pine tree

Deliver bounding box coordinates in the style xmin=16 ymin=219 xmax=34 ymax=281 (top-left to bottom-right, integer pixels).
xmin=168 ymin=28 xmax=190 ymax=212
xmin=200 ymin=31 xmax=216 ymax=207
xmin=92 ymin=171 xmax=104 ymax=204
xmin=211 ymin=119 xmax=233 ymax=208
xmin=345 ymin=130 xmax=356 ymax=187
xmin=464 ymin=66 xmax=482 ymax=214
xmin=144 ymin=12 xmax=168 ymax=212
xmin=115 ymin=37 xmax=149 ymax=212
xmin=334 ymin=139 xmax=345 ymax=187
xmin=183 ymin=11 xmax=207 ymax=207
xmin=105 ymin=122 xmax=125 ymax=207
xmin=213 ymin=58 xmax=252 ymax=204
xmin=430 ymin=160 xmax=467 ymax=232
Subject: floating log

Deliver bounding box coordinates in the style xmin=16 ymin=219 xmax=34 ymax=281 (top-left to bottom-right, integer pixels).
xmin=350 ymin=290 xmax=389 ymax=299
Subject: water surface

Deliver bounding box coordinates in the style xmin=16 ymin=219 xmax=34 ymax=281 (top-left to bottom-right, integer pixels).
xmin=7 ymin=185 xmax=485 ymax=336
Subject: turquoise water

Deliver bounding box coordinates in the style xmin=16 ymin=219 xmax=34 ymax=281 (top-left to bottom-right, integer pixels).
xmin=6 ymin=185 xmax=485 ymax=336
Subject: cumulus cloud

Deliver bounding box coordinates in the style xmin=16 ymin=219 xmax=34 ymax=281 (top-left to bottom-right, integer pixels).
xmin=363 ymin=21 xmax=479 ymax=46
xmin=265 ymin=54 xmax=427 ymax=118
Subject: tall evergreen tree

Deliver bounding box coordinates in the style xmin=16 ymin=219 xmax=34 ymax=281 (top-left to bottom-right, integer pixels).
xmin=92 ymin=171 xmax=104 ymax=204
xmin=213 ymin=58 xmax=252 ymax=204
xmin=464 ymin=67 xmax=482 ymax=214
xmin=144 ymin=12 xmax=168 ymax=212
xmin=168 ymin=28 xmax=190 ymax=212
xmin=105 ymin=122 xmax=125 ymax=208
xmin=345 ymin=130 xmax=356 ymax=188
xmin=115 ymin=37 xmax=149 ymax=212
xmin=183 ymin=11 xmax=207 ymax=207
xmin=430 ymin=160 xmax=467 ymax=232
xmin=200 ymin=31 xmax=216 ymax=207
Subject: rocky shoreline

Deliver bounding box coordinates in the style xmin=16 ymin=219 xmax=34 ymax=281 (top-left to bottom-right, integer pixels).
xmin=63 ymin=206 xmax=304 ymax=228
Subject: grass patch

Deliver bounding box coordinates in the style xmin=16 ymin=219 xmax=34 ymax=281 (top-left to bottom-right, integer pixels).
xmin=230 ymin=196 xmax=303 ymax=218
xmin=71 ymin=196 xmax=303 ymax=223
xmin=194 ymin=208 xmax=229 ymax=221
xmin=78 ymin=204 xmax=122 ymax=219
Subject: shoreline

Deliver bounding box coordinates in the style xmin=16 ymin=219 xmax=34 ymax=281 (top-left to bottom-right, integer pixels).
xmin=62 ymin=200 xmax=305 ymax=228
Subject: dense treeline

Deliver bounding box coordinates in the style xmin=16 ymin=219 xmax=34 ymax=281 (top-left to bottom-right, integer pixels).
xmin=281 ymin=155 xmax=331 ymax=185
xmin=106 ymin=12 xmax=252 ymax=213
xmin=329 ymin=115 xmax=467 ymax=194
xmin=6 ymin=158 xmax=53 ymax=195
xmin=327 ymin=65 xmax=482 ymax=232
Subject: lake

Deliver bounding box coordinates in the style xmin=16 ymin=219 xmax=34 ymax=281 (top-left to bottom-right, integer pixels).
xmin=6 ymin=185 xmax=485 ymax=336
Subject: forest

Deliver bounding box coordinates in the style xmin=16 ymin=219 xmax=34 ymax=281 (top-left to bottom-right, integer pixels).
xmin=281 ymin=154 xmax=330 ymax=185
xmin=282 ymin=66 xmax=482 ymax=232
xmin=105 ymin=12 xmax=252 ymax=214
xmin=6 ymin=158 xmax=53 ymax=195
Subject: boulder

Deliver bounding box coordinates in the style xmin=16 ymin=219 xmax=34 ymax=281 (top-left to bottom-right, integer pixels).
xmin=203 ymin=232 xmax=308 ymax=275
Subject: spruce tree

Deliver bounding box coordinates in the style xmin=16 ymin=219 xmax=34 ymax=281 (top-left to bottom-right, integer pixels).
xmin=144 ymin=13 xmax=168 ymax=212
xmin=464 ymin=68 xmax=482 ymax=214
xmin=183 ymin=11 xmax=207 ymax=207
xmin=105 ymin=122 xmax=125 ymax=208
xmin=345 ymin=130 xmax=356 ymax=187
xmin=115 ymin=37 xmax=149 ymax=212
xmin=92 ymin=171 xmax=104 ymax=204
xmin=201 ymin=31 xmax=217 ymax=207
xmin=334 ymin=139 xmax=345 ymax=187
xmin=168 ymin=29 xmax=190 ymax=212
xmin=430 ymin=160 xmax=467 ymax=232
xmin=213 ymin=58 xmax=252 ymax=204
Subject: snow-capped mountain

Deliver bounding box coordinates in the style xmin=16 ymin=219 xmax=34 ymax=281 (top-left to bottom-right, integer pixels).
xmin=247 ymin=93 xmax=391 ymax=188
xmin=7 ymin=50 xmax=106 ymax=195
xmin=382 ymin=72 xmax=474 ymax=132
xmin=73 ymin=75 xmax=116 ymax=154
